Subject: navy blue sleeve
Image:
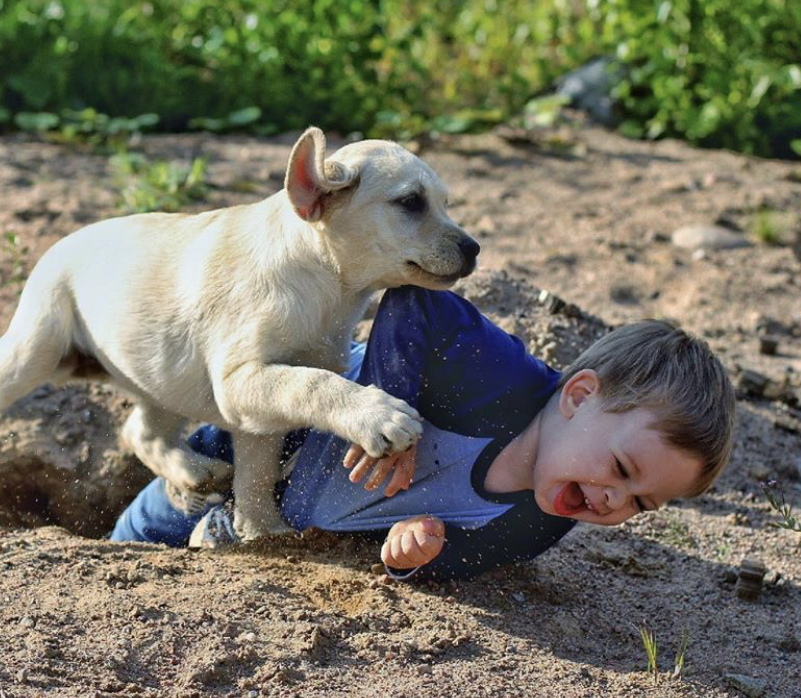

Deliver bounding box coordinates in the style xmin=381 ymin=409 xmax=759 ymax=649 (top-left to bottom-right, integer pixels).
xmin=361 ymin=286 xmax=560 ymax=438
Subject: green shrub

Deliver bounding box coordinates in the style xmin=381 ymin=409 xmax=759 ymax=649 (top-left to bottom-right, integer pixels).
xmin=1 ymin=0 xmax=799 ymax=156
xmin=0 ymin=0 xmax=598 ymax=137
xmin=600 ymin=0 xmax=801 ymax=156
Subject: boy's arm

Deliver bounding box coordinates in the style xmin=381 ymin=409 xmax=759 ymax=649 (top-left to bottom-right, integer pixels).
xmin=383 ymin=501 xmax=576 ymax=583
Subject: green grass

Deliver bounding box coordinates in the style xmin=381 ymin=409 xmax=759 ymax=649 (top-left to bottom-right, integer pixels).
xmin=639 ymin=622 xmax=659 ymax=685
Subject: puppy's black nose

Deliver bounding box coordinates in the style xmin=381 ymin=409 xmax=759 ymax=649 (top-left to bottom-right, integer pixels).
xmin=458 ymin=236 xmax=481 ymax=262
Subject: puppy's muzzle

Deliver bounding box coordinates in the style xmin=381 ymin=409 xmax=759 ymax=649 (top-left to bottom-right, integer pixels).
xmin=457 ymin=234 xmax=481 ymax=277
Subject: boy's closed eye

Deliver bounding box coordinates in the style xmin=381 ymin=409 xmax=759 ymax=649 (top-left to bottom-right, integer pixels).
xmin=614 ymin=457 xmax=647 ymax=513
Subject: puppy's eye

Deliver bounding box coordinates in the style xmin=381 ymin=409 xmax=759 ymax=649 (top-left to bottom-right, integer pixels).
xmin=394 ymin=192 xmax=426 ymax=214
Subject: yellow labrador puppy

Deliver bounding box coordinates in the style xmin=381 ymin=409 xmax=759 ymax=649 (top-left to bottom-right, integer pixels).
xmin=0 ymin=127 xmax=479 ymax=539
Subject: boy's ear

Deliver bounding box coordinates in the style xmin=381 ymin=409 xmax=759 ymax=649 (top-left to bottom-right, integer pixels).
xmin=559 ymin=369 xmax=601 ymax=418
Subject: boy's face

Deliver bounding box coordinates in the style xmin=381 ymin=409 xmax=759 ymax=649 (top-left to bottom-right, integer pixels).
xmin=532 ymin=370 xmax=702 ymax=526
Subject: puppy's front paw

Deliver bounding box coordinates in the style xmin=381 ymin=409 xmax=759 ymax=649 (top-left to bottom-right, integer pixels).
xmin=344 ymin=385 xmax=423 ymax=458
xmin=233 ymin=506 xmax=293 ymax=540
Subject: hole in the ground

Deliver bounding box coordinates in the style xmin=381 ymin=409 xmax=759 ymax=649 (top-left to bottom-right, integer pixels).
xmin=0 ymin=384 xmax=152 ymax=539
xmin=0 ymin=454 xmax=151 ymax=539
xmin=0 ymin=481 xmax=57 ymax=529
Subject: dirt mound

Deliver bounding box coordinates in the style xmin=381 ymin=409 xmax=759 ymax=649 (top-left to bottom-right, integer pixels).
xmin=1 ymin=127 xmax=800 ymax=697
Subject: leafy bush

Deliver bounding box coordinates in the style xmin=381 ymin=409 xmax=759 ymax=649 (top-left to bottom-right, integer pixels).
xmin=0 ymin=0 xmax=597 ymax=137
xmin=1 ymin=0 xmax=799 ymax=156
xmin=599 ymin=0 xmax=801 ymax=156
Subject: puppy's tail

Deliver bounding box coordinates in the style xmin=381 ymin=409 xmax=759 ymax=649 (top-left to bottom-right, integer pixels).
xmin=0 ymin=269 xmax=75 ymax=412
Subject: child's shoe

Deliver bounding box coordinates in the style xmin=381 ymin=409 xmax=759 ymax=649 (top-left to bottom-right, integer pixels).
xmin=187 ymin=499 xmax=240 ymax=548
xmin=163 ymin=480 xmax=227 ymax=517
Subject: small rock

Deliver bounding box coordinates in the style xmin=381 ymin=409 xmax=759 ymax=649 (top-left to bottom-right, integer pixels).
xmin=19 ymin=616 xmax=36 ymax=629
xmin=724 ymin=673 xmax=767 ymax=697
xmin=415 ymin=663 xmax=433 ymax=676
xmin=17 ymin=668 xmax=28 ymax=683
xmin=538 ymin=289 xmax=565 ymax=314
xmin=736 ymin=369 xmax=770 ymax=397
xmin=243 ymin=632 xmax=257 ymax=643
xmin=736 ymin=558 xmax=766 ymax=600
xmin=370 ymin=563 xmax=385 ymax=575
xmin=511 ymin=592 xmax=526 ymax=603
xmin=671 ymin=224 xmax=752 ymax=251
xmin=758 ymin=335 xmax=779 ymax=356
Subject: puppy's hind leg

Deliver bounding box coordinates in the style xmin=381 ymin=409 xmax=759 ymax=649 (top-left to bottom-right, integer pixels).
xmin=121 ymin=402 xmax=234 ymax=494
xmin=0 ymin=281 xmax=74 ymax=412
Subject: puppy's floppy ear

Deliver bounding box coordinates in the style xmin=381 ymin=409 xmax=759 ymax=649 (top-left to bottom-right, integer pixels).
xmin=285 ymin=127 xmax=358 ymax=222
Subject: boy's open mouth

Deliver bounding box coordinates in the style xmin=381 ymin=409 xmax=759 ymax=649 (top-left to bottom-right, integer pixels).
xmin=553 ymin=482 xmax=590 ymax=517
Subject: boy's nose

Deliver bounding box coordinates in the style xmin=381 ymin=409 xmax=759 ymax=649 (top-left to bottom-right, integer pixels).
xmin=604 ymin=487 xmax=628 ymax=511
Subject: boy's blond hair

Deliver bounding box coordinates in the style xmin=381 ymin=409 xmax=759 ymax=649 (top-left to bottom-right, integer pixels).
xmin=558 ymin=319 xmax=735 ymax=496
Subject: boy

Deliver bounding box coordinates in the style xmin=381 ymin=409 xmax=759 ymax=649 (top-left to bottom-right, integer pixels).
xmin=111 ymin=286 xmax=735 ymax=581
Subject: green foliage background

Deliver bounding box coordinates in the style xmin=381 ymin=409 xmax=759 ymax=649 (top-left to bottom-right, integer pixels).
xmin=1 ymin=0 xmax=799 ymax=156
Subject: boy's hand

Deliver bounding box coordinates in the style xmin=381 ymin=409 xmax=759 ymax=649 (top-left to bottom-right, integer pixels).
xmin=343 ymin=444 xmax=417 ymax=497
xmin=381 ymin=515 xmax=445 ymax=569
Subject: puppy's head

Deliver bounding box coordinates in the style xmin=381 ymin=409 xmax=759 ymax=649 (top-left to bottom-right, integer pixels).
xmin=285 ymin=127 xmax=479 ymax=291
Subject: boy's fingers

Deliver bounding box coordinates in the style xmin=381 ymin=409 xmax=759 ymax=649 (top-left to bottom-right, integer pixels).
xmin=343 ymin=444 xmax=365 ymax=469
xmin=401 ymin=530 xmax=440 ymax=567
xmin=381 ymin=516 xmax=446 ymax=569
xmin=349 ymin=453 xmax=378 ymax=483
xmin=383 ymin=446 xmax=417 ymax=497
xmin=365 ymin=454 xmax=397 ymax=491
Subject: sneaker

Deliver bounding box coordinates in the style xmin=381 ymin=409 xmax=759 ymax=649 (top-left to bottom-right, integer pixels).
xmin=188 ymin=499 xmax=240 ymax=549
xmin=164 ymin=481 xmax=227 ymax=517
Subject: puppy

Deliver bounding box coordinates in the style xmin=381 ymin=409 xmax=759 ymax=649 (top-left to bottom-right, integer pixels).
xmin=0 ymin=127 xmax=479 ymax=539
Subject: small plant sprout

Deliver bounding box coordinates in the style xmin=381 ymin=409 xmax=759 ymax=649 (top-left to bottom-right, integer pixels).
xmin=762 ymin=480 xmax=801 ymax=533
xmin=638 ymin=621 xmax=659 ymax=685
xmin=672 ymin=631 xmax=690 ymax=679
xmin=111 ymin=152 xmax=208 ymax=214
xmin=1 ymin=232 xmax=30 ymax=294
xmin=751 ymin=208 xmax=781 ymax=245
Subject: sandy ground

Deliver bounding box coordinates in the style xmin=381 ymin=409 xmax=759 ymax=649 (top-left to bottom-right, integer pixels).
xmin=1 ymin=117 xmax=800 ymax=697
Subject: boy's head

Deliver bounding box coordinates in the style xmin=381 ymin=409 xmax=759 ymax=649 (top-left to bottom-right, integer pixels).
xmin=533 ymin=319 xmax=735 ymax=525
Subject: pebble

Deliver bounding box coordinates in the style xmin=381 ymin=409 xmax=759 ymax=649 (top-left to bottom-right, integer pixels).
xmin=243 ymin=632 xmax=257 ymax=643
xmin=671 ymin=224 xmax=752 ymax=251
xmin=736 ymin=558 xmax=766 ymax=601
xmin=758 ymin=335 xmax=779 ymax=355
xmin=19 ymin=616 xmax=35 ymax=629
xmin=17 ymin=668 xmax=28 ymax=683
xmin=415 ymin=663 xmax=433 ymax=676
xmin=724 ymin=673 xmax=767 ymax=697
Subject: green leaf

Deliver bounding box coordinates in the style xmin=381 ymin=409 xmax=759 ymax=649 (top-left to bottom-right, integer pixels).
xmin=226 ymin=106 xmax=261 ymax=127
xmin=15 ymin=112 xmax=60 ymax=132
